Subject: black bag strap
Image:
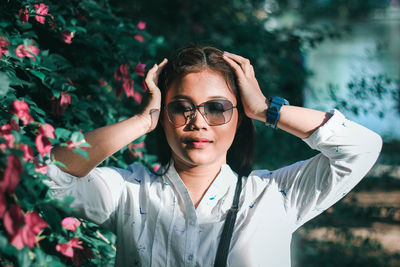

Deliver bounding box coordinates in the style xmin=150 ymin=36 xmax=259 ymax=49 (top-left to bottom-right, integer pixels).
xmin=214 ymin=176 xmax=243 ymax=267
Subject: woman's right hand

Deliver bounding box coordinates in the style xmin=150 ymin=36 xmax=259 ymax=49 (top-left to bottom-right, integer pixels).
xmin=142 ymin=58 xmax=168 ymax=133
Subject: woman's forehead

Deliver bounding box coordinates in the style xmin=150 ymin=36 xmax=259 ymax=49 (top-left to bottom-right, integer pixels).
xmin=165 ymin=69 xmax=237 ymax=103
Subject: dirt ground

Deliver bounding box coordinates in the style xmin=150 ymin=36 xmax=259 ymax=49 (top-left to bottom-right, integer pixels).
xmin=304 ymin=166 xmax=400 ymax=254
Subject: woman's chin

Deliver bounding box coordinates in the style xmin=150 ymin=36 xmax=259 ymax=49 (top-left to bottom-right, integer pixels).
xmin=174 ymin=150 xmax=225 ymax=168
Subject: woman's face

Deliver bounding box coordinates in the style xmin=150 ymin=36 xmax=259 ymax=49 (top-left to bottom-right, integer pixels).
xmin=162 ymin=69 xmax=239 ymax=169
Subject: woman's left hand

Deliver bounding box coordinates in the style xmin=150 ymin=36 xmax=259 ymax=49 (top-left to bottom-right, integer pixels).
xmin=222 ymin=52 xmax=267 ymax=122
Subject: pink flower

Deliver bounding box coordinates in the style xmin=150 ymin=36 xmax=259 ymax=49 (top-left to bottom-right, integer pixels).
xmin=130 ymin=142 xmax=144 ymax=157
xmin=0 ymin=193 xmax=6 ymax=218
xmin=114 ymin=64 xmax=129 ymax=81
xmin=137 ymin=21 xmax=146 ymax=30
xmin=3 ymin=204 xmax=24 ymax=237
xmin=133 ymin=91 xmax=142 ymax=104
xmin=66 ymin=140 xmax=88 ymax=151
xmin=35 ymin=162 xmax=48 ymax=174
xmin=0 ymin=36 xmax=10 ymax=48
xmin=56 ymin=238 xmax=83 ymax=258
xmin=10 ymin=211 xmax=48 ymax=249
xmin=35 ymin=134 xmax=52 ymax=157
xmin=9 ymin=119 xmax=20 ymax=132
xmin=61 ymin=30 xmax=75 ymax=44
xmin=122 ymin=77 xmax=134 ymax=97
xmin=0 ymin=124 xmax=15 ymax=151
xmin=114 ymin=64 xmax=138 ymax=98
xmin=134 ymin=34 xmax=145 ymax=43
xmin=134 ymin=62 xmax=146 ymax=76
xmin=98 ymin=78 xmax=107 ymax=87
xmin=25 ymin=212 xmax=48 ymax=236
xmin=39 ymin=123 xmax=55 ymax=138
xmin=34 ymin=3 xmax=50 ymax=24
xmin=0 ymin=36 xmax=10 ymax=58
xmin=20 ymin=144 xmax=34 ymax=162
xmin=1 ymin=155 xmax=22 ymax=195
xmin=66 ymin=77 xmax=74 ymax=86
xmin=15 ymin=42 xmax=40 ymax=61
xmin=132 ymin=142 xmax=145 ymax=149
xmin=19 ymin=9 xmax=29 ymax=24
xmin=61 ymin=217 xmax=81 ymax=231
xmin=52 ymin=93 xmax=71 ymax=116
xmin=11 ymin=99 xmax=34 ymax=125
xmin=153 ymin=164 xmax=161 ymax=172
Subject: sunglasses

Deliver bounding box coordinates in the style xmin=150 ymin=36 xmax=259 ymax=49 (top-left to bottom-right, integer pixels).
xmin=165 ymin=99 xmax=237 ymax=126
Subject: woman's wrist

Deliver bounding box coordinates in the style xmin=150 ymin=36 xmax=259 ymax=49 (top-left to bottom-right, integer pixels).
xmin=248 ymin=98 xmax=268 ymax=122
xmin=135 ymin=112 xmax=153 ymax=133
xmin=136 ymin=108 xmax=160 ymax=134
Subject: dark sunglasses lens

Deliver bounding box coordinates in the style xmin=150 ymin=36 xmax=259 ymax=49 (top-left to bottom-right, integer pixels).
xmin=204 ymin=100 xmax=233 ymax=125
xmin=167 ymin=101 xmax=194 ymax=126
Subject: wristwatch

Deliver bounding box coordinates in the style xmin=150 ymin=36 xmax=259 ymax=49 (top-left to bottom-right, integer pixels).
xmin=265 ymin=96 xmax=289 ymax=129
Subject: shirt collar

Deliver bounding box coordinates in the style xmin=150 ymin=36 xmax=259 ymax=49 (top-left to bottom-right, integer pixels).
xmin=163 ymin=160 xmax=238 ymax=192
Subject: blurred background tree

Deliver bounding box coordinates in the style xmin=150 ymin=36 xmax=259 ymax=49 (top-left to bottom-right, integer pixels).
xmin=1 ymin=0 xmax=399 ymax=266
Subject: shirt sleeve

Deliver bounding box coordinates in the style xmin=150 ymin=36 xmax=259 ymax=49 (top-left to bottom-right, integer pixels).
xmin=44 ymin=163 xmax=128 ymax=232
xmin=261 ymin=109 xmax=382 ymax=232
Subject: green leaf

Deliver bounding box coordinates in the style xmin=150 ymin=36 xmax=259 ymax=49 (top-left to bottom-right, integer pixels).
xmin=79 ymin=142 xmax=91 ymax=148
xmin=53 ymin=160 xmax=67 ymax=169
xmin=40 ymin=204 xmax=62 ymax=233
xmin=73 ymin=148 xmax=89 ymax=159
xmin=63 ymin=195 xmax=75 ymax=205
xmin=71 ymin=131 xmax=84 ymax=142
xmin=55 ymin=128 xmax=71 ymax=140
xmin=29 ymin=70 xmax=46 ymax=82
xmin=0 ymin=234 xmax=18 ymax=256
xmin=17 ymin=247 xmax=31 ymax=267
xmin=0 ymin=72 xmax=10 ymax=96
xmin=29 ymin=103 xmax=46 ymax=116
xmin=51 ymin=90 xmax=61 ymax=98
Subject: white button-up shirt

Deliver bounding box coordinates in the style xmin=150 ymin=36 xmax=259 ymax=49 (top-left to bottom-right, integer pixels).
xmin=45 ymin=110 xmax=382 ymax=267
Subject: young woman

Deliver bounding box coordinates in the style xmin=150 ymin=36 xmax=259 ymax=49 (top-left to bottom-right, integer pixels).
xmin=47 ymin=46 xmax=382 ymax=267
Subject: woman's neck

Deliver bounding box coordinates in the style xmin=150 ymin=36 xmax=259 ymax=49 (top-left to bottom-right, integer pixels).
xmin=173 ymin=159 xmax=224 ymax=208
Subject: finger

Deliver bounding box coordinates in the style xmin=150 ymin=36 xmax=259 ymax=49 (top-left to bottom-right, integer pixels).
xmin=153 ymin=58 xmax=168 ymax=81
xmin=145 ymin=64 xmax=159 ymax=92
xmin=145 ymin=59 xmax=168 ymax=90
xmin=222 ymin=54 xmax=246 ymax=80
xmin=223 ymin=51 xmax=251 ymax=66
xmin=223 ymin=52 xmax=253 ymax=76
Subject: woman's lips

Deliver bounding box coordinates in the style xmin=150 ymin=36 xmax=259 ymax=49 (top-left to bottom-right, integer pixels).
xmin=183 ymin=138 xmax=213 ymax=149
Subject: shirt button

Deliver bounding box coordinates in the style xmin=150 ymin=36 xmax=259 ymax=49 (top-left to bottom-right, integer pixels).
xmin=189 ymin=220 xmax=196 ymax=226
xmin=188 ymin=254 xmax=194 ymax=261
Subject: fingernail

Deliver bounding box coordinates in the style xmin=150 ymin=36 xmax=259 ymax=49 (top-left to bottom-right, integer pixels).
xmin=150 ymin=109 xmax=160 ymax=124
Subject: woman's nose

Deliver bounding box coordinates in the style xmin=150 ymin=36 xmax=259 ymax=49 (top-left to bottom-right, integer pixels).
xmin=187 ymin=108 xmax=208 ymax=128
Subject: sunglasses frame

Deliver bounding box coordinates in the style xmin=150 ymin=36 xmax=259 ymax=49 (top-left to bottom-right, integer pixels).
xmin=165 ymin=99 xmax=237 ymax=126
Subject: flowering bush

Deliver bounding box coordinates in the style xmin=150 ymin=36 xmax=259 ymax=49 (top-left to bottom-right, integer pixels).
xmin=0 ymin=0 xmax=163 ymax=265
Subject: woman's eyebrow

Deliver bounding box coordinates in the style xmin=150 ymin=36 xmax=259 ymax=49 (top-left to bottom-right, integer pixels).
xmin=172 ymin=94 xmax=229 ymax=100
xmin=172 ymin=94 xmax=192 ymax=100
